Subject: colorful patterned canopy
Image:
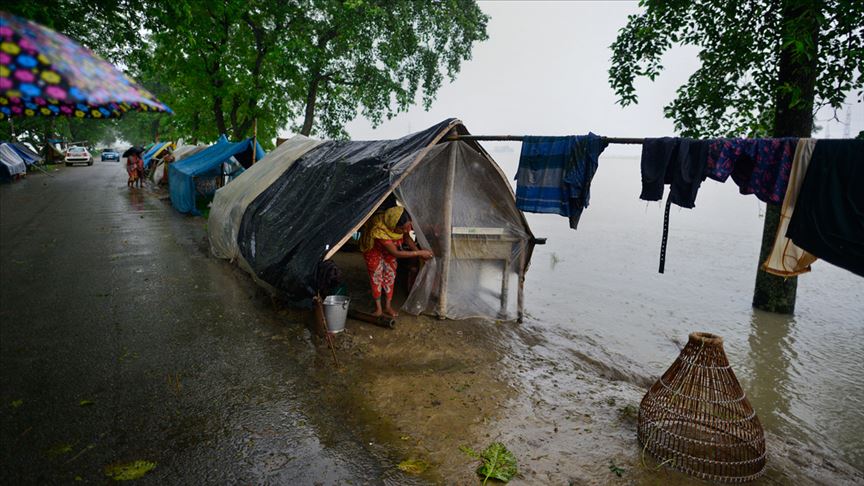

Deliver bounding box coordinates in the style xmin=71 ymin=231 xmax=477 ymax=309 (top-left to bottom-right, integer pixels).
xmin=0 ymin=12 xmax=171 ymax=120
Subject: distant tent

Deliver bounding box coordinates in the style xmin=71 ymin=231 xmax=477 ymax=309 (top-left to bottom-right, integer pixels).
xmin=168 ymin=135 xmax=265 ymax=215
xmin=209 ymin=135 xmax=325 ymax=261
xmin=215 ymin=119 xmax=535 ymax=321
xmin=43 ymin=142 xmax=64 ymax=163
xmin=143 ymin=141 xmax=173 ymax=169
xmin=5 ymin=142 xmax=42 ymax=165
xmin=172 ymin=144 xmax=209 ymax=162
xmin=148 ymin=144 xmax=208 ymax=185
xmin=0 ymin=143 xmax=27 ymax=178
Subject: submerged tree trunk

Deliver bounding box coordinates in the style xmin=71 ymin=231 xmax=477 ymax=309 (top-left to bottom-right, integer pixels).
xmin=752 ymin=0 xmax=820 ymax=314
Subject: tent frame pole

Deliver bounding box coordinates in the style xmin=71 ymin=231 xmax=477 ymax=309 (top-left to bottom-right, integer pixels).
xmin=437 ymin=141 xmax=458 ymax=319
xmin=446 ymin=135 xmax=645 ymax=145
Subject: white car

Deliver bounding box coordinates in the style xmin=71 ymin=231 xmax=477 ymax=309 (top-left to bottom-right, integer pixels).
xmin=65 ymin=146 xmax=93 ymax=166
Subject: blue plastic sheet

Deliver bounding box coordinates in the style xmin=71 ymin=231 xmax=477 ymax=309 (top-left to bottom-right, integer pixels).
xmin=169 ymin=135 xmax=265 ymax=215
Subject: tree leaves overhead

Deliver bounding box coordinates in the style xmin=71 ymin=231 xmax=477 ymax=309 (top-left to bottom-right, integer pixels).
xmin=134 ymin=0 xmax=488 ymax=141
xmin=7 ymin=1 xmax=487 ymax=145
xmin=609 ymin=0 xmax=864 ymax=137
xmin=292 ymin=0 xmax=489 ymax=138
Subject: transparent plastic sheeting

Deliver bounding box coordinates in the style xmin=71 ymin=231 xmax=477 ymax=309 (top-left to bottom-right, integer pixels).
xmin=208 ymin=135 xmax=324 ymax=261
xmin=237 ymin=119 xmax=458 ymax=298
xmin=397 ymin=141 xmax=533 ymax=320
xmin=0 ymin=143 xmax=27 ymax=177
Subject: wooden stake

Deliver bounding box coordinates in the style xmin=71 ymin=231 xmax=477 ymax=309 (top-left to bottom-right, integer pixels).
xmin=251 ymin=118 xmax=258 ymax=165
xmin=313 ymin=295 xmax=340 ymax=367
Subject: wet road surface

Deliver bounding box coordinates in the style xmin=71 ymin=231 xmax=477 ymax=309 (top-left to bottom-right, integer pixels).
xmin=0 ymin=163 xmax=417 ymax=484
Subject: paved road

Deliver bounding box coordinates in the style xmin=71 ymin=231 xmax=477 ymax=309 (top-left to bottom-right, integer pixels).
xmin=0 ymin=163 xmax=410 ymax=484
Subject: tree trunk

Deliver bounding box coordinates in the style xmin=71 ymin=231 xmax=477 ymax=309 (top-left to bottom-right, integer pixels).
xmin=300 ymin=74 xmax=321 ymax=136
xmin=752 ymin=0 xmax=820 ymax=314
xmin=213 ymin=95 xmax=227 ymax=136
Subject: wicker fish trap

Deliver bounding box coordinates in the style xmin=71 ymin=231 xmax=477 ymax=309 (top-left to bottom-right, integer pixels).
xmin=637 ymin=332 xmax=766 ymax=483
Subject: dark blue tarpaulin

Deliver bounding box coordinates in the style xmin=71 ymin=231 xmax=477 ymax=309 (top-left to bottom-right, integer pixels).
xmin=169 ymin=135 xmax=265 ymax=215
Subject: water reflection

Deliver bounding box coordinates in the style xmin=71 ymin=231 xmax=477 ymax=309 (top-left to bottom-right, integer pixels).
xmin=128 ymin=188 xmax=145 ymax=211
xmin=745 ymin=309 xmax=796 ymax=439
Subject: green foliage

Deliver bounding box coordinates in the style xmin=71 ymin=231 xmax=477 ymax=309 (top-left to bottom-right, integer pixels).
xmin=609 ymin=0 xmax=864 ymax=137
xmin=103 ymin=460 xmax=157 ymax=481
xmin=290 ymin=0 xmax=489 ymax=138
xmin=5 ymin=0 xmax=146 ymax=62
xmin=608 ymin=460 xmax=625 ymax=477
xmin=133 ymin=0 xmax=488 ymax=141
xmin=460 ymin=442 xmax=518 ymax=485
xmin=10 ymin=399 xmax=23 ymax=408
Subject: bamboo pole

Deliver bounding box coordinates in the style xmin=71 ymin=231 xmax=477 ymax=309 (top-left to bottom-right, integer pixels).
xmin=313 ymin=295 xmax=340 ymax=367
xmin=251 ymin=118 xmax=258 ymax=165
xmin=446 ymin=135 xmax=645 ymax=144
xmin=437 ymin=140 xmax=458 ymax=318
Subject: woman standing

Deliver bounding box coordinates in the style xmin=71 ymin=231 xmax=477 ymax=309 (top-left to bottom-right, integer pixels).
xmin=123 ymin=146 xmax=143 ymax=188
xmin=360 ymin=206 xmax=433 ymax=318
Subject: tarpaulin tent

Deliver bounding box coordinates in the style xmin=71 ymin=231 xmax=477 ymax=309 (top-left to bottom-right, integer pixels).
xmin=168 ymin=135 xmax=265 ymax=215
xmin=0 ymin=143 xmax=27 ymax=178
xmin=172 ymin=144 xmax=209 ymax=161
xmin=148 ymin=143 xmax=208 ymax=185
xmin=209 ymin=135 xmax=324 ymax=261
xmin=231 ymin=119 xmax=535 ymax=321
xmin=143 ymin=141 xmax=172 ymax=169
xmin=5 ymin=142 xmax=42 ymax=165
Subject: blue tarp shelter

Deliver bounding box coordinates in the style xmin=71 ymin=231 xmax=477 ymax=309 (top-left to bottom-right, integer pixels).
xmin=3 ymin=142 xmax=42 ymax=165
xmin=169 ymin=135 xmax=265 ymax=215
xmin=143 ymin=141 xmax=168 ymax=168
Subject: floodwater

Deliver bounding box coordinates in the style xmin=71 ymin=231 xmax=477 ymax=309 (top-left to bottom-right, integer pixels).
xmin=491 ymin=150 xmax=864 ymax=472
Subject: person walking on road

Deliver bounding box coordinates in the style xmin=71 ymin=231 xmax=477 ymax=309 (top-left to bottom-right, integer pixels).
xmin=123 ymin=146 xmax=144 ymax=188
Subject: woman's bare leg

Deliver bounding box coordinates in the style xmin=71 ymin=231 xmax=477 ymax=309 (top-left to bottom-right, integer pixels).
xmin=383 ymin=298 xmax=399 ymax=318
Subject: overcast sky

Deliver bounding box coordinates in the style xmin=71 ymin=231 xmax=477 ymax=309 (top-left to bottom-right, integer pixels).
xmin=330 ymin=1 xmax=862 ymax=156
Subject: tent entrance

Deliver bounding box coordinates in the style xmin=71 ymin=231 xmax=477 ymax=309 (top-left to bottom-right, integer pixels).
xmin=329 ymin=141 xmax=532 ymax=321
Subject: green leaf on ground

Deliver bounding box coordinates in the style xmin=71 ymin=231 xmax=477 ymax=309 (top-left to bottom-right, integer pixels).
xmin=460 ymin=442 xmax=518 ymax=484
xmin=104 ymin=460 xmax=157 ymax=481
xmin=609 ymin=460 xmax=625 ymax=477
xmin=79 ymin=400 xmax=95 ymax=407
xmin=398 ymin=459 xmax=429 ymax=474
xmin=10 ymin=399 xmax=23 ymax=408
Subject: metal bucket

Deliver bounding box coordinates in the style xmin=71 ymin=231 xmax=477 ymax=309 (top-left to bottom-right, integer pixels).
xmin=322 ymin=295 xmax=350 ymax=333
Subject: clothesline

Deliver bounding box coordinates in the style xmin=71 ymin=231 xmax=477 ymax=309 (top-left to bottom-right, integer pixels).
xmin=447 ymin=135 xmax=646 ymax=144
xmin=452 ymin=132 xmax=863 ymax=278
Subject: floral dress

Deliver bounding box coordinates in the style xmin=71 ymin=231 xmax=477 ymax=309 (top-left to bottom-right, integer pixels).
xmin=363 ymin=238 xmax=402 ymax=300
